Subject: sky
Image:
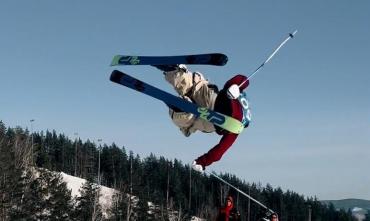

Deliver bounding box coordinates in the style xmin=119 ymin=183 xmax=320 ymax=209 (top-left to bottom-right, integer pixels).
xmin=1 ymin=0 xmax=369 ymax=201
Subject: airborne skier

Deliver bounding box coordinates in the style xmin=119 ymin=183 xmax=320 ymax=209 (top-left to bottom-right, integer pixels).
xmin=111 ymin=31 xmax=297 ymax=173
xmin=156 ymin=64 xmax=251 ymax=172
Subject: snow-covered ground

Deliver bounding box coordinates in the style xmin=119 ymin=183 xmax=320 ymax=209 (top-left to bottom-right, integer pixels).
xmin=61 ymin=172 xmax=117 ymax=218
xmin=60 ymin=172 xmax=204 ymax=220
xmin=352 ymin=207 xmax=367 ymax=221
xmin=190 ymin=216 xmax=206 ymax=221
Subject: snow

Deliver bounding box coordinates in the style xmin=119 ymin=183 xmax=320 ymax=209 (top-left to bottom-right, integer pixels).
xmin=352 ymin=207 xmax=366 ymax=213
xmin=60 ymin=172 xmax=87 ymax=198
xmin=190 ymin=216 xmax=206 ymax=221
xmin=61 ymin=172 xmax=117 ymax=218
xmin=352 ymin=207 xmax=367 ymax=221
xmin=60 ymin=172 xmax=203 ymax=220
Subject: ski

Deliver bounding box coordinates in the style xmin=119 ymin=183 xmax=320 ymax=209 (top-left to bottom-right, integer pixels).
xmin=110 ymin=70 xmax=244 ymax=134
xmin=110 ymin=53 xmax=228 ymax=66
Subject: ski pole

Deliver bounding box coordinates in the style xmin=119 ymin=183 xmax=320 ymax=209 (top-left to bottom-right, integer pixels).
xmin=239 ymin=30 xmax=298 ymax=88
xmin=205 ymin=170 xmax=275 ymax=214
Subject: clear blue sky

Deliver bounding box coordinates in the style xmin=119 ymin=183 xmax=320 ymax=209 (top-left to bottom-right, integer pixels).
xmin=1 ymin=0 xmax=369 ymax=200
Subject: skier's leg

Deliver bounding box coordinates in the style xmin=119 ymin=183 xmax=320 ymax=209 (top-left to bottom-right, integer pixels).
xmin=160 ymin=65 xmax=195 ymax=136
xmin=164 ymin=66 xmax=217 ymax=135
xmin=168 ymin=96 xmax=196 ymax=137
xmin=163 ymin=65 xmax=193 ymax=96
xmin=187 ymin=83 xmax=217 ymax=134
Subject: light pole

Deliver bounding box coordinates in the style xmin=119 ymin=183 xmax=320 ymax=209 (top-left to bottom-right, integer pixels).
xmin=92 ymin=138 xmax=102 ymax=221
xmin=74 ymin=132 xmax=78 ymax=176
xmin=97 ymin=139 xmax=102 ymax=185
xmin=30 ymin=119 xmax=35 ymax=165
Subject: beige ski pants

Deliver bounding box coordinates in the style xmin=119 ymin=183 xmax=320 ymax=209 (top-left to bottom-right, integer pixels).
xmin=164 ymin=69 xmax=217 ymax=136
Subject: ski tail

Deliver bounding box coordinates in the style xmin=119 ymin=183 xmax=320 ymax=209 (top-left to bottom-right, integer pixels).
xmin=110 ymin=70 xmax=125 ymax=84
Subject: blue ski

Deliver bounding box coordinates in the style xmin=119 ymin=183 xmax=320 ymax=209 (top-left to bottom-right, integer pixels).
xmin=110 ymin=70 xmax=244 ymax=134
xmin=110 ymin=53 xmax=228 ymax=66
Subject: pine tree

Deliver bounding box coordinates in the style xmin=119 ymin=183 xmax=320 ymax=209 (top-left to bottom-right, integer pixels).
xmin=110 ymin=191 xmax=127 ymax=221
xmin=135 ymin=196 xmax=151 ymax=221
xmin=0 ymin=123 xmax=12 ymax=220
xmin=38 ymin=169 xmax=75 ymax=220
xmin=74 ymin=179 xmax=102 ymax=221
xmin=365 ymin=212 xmax=370 ymax=221
xmin=9 ymin=169 xmax=45 ymax=220
xmin=1 ymin=127 xmax=41 ymax=220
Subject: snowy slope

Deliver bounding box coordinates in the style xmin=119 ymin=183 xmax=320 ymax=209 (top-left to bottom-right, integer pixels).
xmin=60 ymin=172 xmax=204 ymax=220
xmin=61 ymin=172 xmax=117 ymax=218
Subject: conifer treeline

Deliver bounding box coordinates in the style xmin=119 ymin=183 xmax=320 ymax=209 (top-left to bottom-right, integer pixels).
xmin=0 ymin=122 xmax=103 ymax=220
xmin=0 ymin=121 xmax=364 ymax=220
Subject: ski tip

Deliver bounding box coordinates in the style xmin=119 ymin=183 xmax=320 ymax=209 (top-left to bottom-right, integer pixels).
xmin=110 ymin=70 xmax=124 ymax=83
xmin=110 ymin=55 xmax=121 ymax=66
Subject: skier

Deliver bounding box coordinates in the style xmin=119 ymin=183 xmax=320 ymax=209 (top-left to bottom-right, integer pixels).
xmin=216 ymin=195 xmax=241 ymax=221
xmin=257 ymin=210 xmax=279 ymax=221
xmin=260 ymin=212 xmax=279 ymax=221
xmin=269 ymin=213 xmax=279 ymax=221
xmin=155 ymin=64 xmax=251 ymax=172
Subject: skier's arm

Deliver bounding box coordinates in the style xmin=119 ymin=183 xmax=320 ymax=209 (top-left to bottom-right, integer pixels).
xmin=195 ymin=74 xmax=248 ymax=168
xmin=195 ymin=133 xmax=238 ymax=168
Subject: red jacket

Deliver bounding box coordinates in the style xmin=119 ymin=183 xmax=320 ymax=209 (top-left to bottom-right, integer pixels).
xmin=196 ymin=75 xmax=249 ymax=168
xmin=216 ymin=196 xmax=235 ymax=221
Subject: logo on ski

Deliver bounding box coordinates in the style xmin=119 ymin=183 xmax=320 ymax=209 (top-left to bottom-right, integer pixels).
xmin=119 ymin=56 xmax=140 ymax=65
xmin=198 ymin=107 xmax=225 ymax=125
